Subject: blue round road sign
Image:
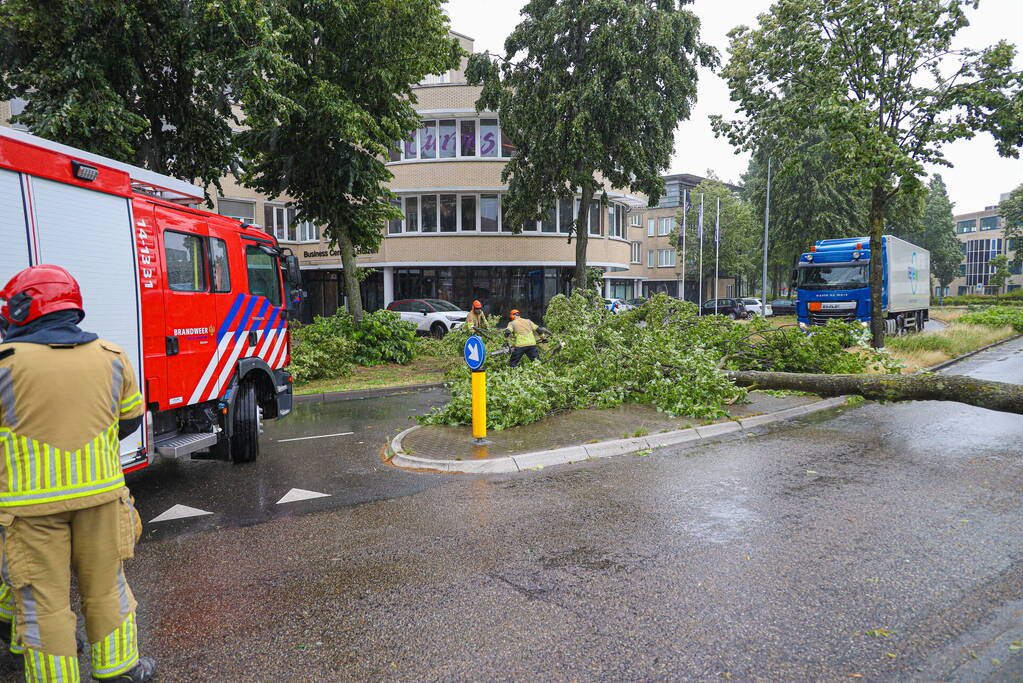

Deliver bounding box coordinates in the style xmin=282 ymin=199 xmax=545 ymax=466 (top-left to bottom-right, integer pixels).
xmin=464 ymin=335 xmax=486 ymax=371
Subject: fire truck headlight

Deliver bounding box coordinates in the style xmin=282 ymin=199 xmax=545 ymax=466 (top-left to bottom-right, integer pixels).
xmin=71 ymin=160 xmax=99 ymax=182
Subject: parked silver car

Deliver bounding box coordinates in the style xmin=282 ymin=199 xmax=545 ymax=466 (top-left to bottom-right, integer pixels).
xmin=742 ymin=298 xmax=774 ymax=317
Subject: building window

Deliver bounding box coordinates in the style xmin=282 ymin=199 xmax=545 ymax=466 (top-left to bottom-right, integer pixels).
xmin=957 ymin=286 xmax=968 ymax=296
xmin=559 ymin=197 xmax=574 ymax=234
xmin=461 ymin=195 xmax=477 ymax=231
xmin=404 ymin=197 xmax=419 ymax=232
xmin=264 ymin=204 xmax=319 ymax=243
xmin=980 ymin=216 xmax=1000 ymax=231
xmin=480 ymin=119 xmax=500 ymax=157
xmin=657 ymin=249 xmax=676 ymax=267
xmin=440 ymin=194 xmax=457 ymax=232
xmin=217 ymin=199 xmax=255 ymax=223
xmin=438 ymin=120 xmax=457 ymax=158
xmin=388 ymin=199 xmax=402 ymax=234
xmin=647 ymin=218 xmax=655 ymax=237
xmin=957 ymin=219 xmax=977 ymax=234
xmin=630 ymin=213 xmax=642 ymax=227
xmin=419 ymin=72 xmax=450 ymax=85
xmin=480 ymin=195 xmax=499 ymax=232
xmin=658 ymin=217 xmax=673 ymax=236
xmin=460 ymin=120 xmax=476 ymax=156
xmin=421 ymin=195 xmax=438 ymax=232
xmin=541 ymin=205 xmax=557 ymax=233
xmin=630 ymin=241 xmax=642 ymax=264
xmin=419 ymin=120 xmax=437 ymax=160
xmin=647 ymin=249 xmax=655 ymax=268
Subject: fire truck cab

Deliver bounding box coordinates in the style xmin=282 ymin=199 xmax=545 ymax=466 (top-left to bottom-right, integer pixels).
xmin=0 ymin=127 xmax=298 ymax=470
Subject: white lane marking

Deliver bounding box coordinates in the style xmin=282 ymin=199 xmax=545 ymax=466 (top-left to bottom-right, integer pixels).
xmin=149 ymin=504 xmax=213 ymax=523
xmin=276 ymin=488 xmax=332 ymax=504
xmin=277 ymin=432 xmax=354 ymax=443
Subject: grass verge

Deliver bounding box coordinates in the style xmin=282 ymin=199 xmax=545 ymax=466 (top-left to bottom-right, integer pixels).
xmin=884 ymin=323 xmax=1015 ymax=372
xmin=929 ymin=307 xmax=969 ymax=323
xmin=295 ymin=356 xmax=450 ymax=396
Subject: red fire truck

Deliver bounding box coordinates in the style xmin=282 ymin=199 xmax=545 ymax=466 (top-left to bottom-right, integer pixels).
xmin=0 ymin=127 xmax=298 ymax=470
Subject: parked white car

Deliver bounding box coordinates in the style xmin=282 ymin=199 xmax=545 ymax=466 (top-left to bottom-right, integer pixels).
xmin=387 ymin=298 xmax=468 ymax=337
xmin=742 ymin=298 xmax=773 ymax=317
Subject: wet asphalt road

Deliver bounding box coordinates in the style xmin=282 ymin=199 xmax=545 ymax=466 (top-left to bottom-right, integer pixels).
xmin=126 ymin=388 xmax=454 ymax=542
xmin=6 ymin=338 xmax=1023 ymax=682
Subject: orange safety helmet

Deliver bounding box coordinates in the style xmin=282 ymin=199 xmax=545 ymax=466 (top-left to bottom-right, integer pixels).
xmin=472 ymin=300 xmax=482 ymax=309
xmin=509 ymin=309 xmax=520 ymax=318
xmin=0 ymin=265 xmax=84 ymax=326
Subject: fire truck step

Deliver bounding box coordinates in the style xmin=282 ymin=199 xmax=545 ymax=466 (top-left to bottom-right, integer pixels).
xmin=155 ymin=432 xmax=219 ymax=458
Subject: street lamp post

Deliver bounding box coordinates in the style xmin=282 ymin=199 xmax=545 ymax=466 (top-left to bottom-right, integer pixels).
xmin=761 ymin=157 xmax=772 ymax=317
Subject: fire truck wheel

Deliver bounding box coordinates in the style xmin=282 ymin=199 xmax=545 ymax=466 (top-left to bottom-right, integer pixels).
xmin=230 ymin=380 xmax=260 ymax=463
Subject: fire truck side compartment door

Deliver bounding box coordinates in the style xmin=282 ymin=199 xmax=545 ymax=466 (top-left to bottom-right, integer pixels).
xmin=28 ymin=176 xmax=145 ymax=463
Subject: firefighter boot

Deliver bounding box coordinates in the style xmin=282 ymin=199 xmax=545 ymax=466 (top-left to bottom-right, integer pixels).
xmin=93 ymin=656 xmax=155 ymax=682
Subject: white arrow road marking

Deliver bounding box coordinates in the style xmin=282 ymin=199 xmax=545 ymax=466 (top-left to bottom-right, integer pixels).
xmin=149 ymin=504 xmax=213 ymax=523
xmin=276 ymin=488 xmax=332 ymax=505
xmin=277 ymin=432 xmax=354 ymax=443
xmin=467 ymin=343 xmax=480 ymax=363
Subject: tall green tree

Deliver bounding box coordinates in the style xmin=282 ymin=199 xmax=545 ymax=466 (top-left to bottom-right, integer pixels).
xmin=713 ymin=0 xmax=1023 ymax=347
xmin=741 ymin=145 xmax=866 ymax=298
xmin=987 ymin=254 xmax=1010 ymax=293
xmin=466 ymin=0 xmax=717 ymax=291
xmin=672 ymin=178 xmax=758 ymax=301
xmin=233 ymin=0 xmax=460 ymax=321
xmin=0 ymin=0 xmax=240 ymax=193
xmin=1000 ymin=183 xmax=1023 ymax=245
xmin=916 ymin=175 xmax=962 ymax=297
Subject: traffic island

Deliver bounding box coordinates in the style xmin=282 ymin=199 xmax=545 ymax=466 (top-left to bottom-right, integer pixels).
xmin=388 ymin=392 xmax=849 ymax=474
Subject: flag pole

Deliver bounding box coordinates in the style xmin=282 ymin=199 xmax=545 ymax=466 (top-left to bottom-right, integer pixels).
xmin=714 ymin=196 xmax=720 ymax=316
xmin=698 ymin=194 xmax=704 ymax=309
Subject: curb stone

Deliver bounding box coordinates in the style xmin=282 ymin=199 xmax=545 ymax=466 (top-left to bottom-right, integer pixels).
xmin=296 ymin=382 xmax=446 ymax=404
xmin=388 ymin=396 xmax=849 ymax=475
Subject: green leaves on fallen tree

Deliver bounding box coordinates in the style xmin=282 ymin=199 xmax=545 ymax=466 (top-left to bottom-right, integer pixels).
xmin=419 ymin=293 xmax=898 ymax=430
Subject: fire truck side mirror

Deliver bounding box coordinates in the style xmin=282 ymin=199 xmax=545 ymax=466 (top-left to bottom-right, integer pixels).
xmin=283 ymin=255 xmax=302 ymax=288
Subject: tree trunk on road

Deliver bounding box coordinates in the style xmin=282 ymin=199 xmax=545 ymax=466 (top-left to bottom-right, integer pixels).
xmin=727 ymin=370 xmax=1023 ymax=415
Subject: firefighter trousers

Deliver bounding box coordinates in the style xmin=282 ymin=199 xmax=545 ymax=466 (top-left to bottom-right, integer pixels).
xmin=0 ymin=494 xmax=141 ymax=681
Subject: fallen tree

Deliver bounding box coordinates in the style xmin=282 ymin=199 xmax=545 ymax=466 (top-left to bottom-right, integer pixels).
xmin=727 ymin=371 xmax=1023 ymax=416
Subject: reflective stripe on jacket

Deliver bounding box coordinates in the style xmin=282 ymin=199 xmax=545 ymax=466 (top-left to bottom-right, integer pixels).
xmin=466 ymin=310 xmax=486 ymax=330
xmin=507 ymin=318 xmax=538 ymax=347
xmin=0 ymin=339 xmax=144 ymax=514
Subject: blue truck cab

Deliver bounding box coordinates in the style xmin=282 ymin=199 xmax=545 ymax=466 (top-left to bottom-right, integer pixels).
xmin=795 ymin=235 xmax=930 ymax=333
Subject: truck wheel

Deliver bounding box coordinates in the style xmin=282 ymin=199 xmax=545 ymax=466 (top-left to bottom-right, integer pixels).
xmin=230 ymin=379 xmax=260 ymax=463
xmin=430 ymin=322 xmax=447 ymax=338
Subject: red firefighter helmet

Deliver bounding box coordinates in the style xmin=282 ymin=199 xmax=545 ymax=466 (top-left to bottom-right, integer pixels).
xmin=509 ymin=309 xmax=520 ymax=318
xmin=472 ymin=300 xmax=482 ymax=309
xmin=0 ymin=265 xmax=84 ymax=326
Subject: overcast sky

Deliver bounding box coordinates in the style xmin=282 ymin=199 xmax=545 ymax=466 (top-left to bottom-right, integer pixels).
xmin=443 ymin=0 xmax=1023 ymax=215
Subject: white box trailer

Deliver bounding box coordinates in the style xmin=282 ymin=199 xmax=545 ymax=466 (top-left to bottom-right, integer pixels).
xmin=884 ymin=235 xmax=930 ymax=314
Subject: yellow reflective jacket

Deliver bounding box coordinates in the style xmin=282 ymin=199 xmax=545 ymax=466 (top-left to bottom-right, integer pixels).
xmin=0 ymin=339 xmax=143 ymax=515
xmin=506 ymin=318 xmax=539 ymax=347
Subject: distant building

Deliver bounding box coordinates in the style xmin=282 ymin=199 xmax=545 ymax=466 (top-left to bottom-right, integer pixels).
xmin=938 ymin=198 xmax=1018 ymax=297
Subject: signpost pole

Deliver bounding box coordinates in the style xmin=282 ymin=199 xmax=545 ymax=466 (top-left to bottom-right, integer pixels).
xmin=471 ymin=371 xmax=487 ymax=440
xmin=464 ymin=335 xmax=488 ymax=442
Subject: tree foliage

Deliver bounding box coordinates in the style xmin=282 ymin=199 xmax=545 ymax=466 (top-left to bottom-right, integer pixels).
xmin=420 ymin=293 xmax=899 ymax=430
xmin=1000 ymin=183 xmax=1023 ymax=245
xmin=233 ymin=0 xmax=461 ymax=322
xmin=0 ymin=0 xmax=240 ymax=194
xmin=987 ymin=254 xmax=1010 ymax=292
xmin=713 ymin=0 xmax=1023 ymax=347
xmin=466 ymin=0 xmax=718 ymax=290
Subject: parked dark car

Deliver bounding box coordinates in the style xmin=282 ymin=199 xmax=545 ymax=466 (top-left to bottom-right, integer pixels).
xmin=770 ymin=298 xmax=797 ymax=316
xmin=698 ymin=298 xmax=749 ymax=319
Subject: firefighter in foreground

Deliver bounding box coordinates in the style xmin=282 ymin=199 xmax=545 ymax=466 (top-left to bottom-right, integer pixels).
xmin=504 ymin=309 xmax=552 ymax=368
xmin=466 ymin=300 xmax=487 ymax=332
xmin=0 ymin=265 xmax=154 ymax=682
